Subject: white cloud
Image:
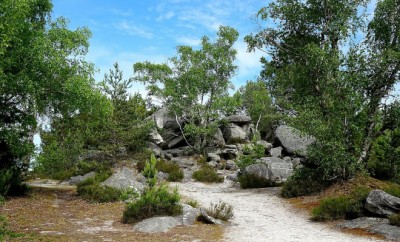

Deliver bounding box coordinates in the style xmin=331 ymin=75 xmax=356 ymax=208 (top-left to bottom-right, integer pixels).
xmin=156 ymin=11 xmax=175 ymax=21
xmin=116 ymin=20 xmax=154 ymax=39
xmin=176 ymin=36 xmax=200 ymax=46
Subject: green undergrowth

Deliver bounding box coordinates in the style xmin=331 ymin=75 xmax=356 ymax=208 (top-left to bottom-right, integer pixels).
xmin=137 ymin=158 xmax=184 ymax=182
xmin=205 ymin=201 xmax=234 ymax=222
xmin=76 ymin=171 xmax=123 ymax=203
xmin=238 ymin=173 xmax=276 ymax=189
xmin=192 ymin=165 xmax=223 ymax=183
xmin=311 ymin=186 xmax=371 ymax=221
xmin=389 ymin=213 xmax=400 ymax=227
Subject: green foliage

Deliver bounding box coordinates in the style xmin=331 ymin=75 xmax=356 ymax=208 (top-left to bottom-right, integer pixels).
xmin=246 ymin=0 xmax=400 ymax=181
xmin=236 ymin=144 xmax=265 ymax=170
xmin=311 ymin=186 xmax=370 ymax=221
xmin=153 ymin=159 xmax=184 ymax=182
xmin=186 ymin=200 xmax=199 ymax=208
xmin=205 ymin=201 xmax=234 ymax=222
xmin=239 ymin=173 xmax=275 ymax=189
xmin=384 ymin=185 xmax=400 ymax=198
xmin=76 ymin=171 xmax=123 ymax=203
xmin=192 ymin=165 xmax=224 ymax=183
xmin=389 ymin=213 xmax=400 ymax=227
xmin=281 ymin=168 xmax=330 ymax=198
xmin=240 ymin=80 xmax=279 ymax=138
xmin=134 ymin=26 xmax=239 ymax=151
xmin=0 ymin=168 xmax=28 ymax=197
xmin=143 ymin=154 xmax=158 ymax=188
xmin=122 ymin=185 xmax=182 ymax=224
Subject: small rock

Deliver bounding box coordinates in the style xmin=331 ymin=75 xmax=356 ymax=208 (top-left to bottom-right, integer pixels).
xmin=207 ymin=153 xmax=221 ymax=163
xmin=133 ymin=216 xmax=182 ymax=233
xmin=270 ymin=147 xmax=283 ymax=158
xmin=199 ymin=208 xmax=224 ymax=225
xmin=225 ymin=160 xmax=237 ymax=171
xmin=180 ymin=204 xmax=200 ymax=225
xmin=256 ymin=140 xmax=272 ymax=151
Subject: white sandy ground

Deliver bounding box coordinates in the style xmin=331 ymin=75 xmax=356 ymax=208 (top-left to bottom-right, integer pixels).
xmin=172 ymin=181 xmax=383 ymax=242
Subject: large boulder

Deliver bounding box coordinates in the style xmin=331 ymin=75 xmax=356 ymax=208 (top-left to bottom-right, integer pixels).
xmin=226 ymin=115 xmax=252 ymax=124
xmin=133 ymin=216 xmax=182 ymax=233
xmin=243 ymin=163 xmax=269 ymax=179
xmin=260 ymin=157 xmax=293 ymax=183
xmin=274 ymin=125 xmax=315 ymax=157
xmin=365 ymin=189 xmax=400 ymax=217
xmin=208 ymin=128 xmax=225 ymax=147
xmin=101 ymin=167 xmax=145 ymax=193
xmin=148 ymin=129 xmax=164 ymax=145
xmin=61 ymin=171 xmax=96 ymax=185
xmin=150 ymin=107 xmax=181 ymax=130
xmin=270 ymin=146 xmax=283 ymax=158
xmin=224 ymin=123 xmax=248 ymax=144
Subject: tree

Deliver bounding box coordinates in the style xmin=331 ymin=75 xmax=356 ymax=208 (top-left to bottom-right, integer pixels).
xmin=0 ymin=0 xmax=104 ymax=194
xmin=134 ymin=26 xmax=239 ymax=151
xmin=240 ymin=80 xmax=278 ymax=139
xmin=245 ymin=0 xmax=400 ymax=180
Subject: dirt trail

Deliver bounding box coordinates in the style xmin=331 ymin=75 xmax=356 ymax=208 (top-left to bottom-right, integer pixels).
xmin=173 ymin=181 xmax=382 ymax=242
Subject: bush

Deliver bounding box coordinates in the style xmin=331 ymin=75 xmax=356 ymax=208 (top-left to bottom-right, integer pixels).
xmin=137 ymin=158 xmax=184 ymax=182
xmin=122 ymin=185 xmax=182 ymax=224
xmin=238 ymin=173 xmax=275 ymax=189
xmin=192 ymin=165 xmax=223 ymax=183
xmin=0 ymin=168 xmax=29 ymax=197
xmin=76 ymin=171 xmax=122 ymax=203
xmin=186 ymin=199 xmax=199 ymax=208
xmin=281 ymin=167 xmax=329 ymax=198
xmin=384 ymin=185 xmax=400 ymax=198
xmin=311 ymin=187 xmax=369 ymax=221
xmin=205 ymin=201 xmax=234 ymax=221
xmin=389 ymin=213 xmax=400 ymax=226
xmin=236 ymin=144 xmax=265 ymax=170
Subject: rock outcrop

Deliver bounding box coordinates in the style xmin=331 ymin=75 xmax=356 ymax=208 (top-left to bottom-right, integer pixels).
xmin=364 ymin=189 xmax=400 ymax=217
xmin=101 ymin=167 xmax=145 ymax=193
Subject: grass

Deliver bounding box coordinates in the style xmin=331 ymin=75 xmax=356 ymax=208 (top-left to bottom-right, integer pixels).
xmin=192 ymin=165 xmax=223 ymax=183
xmin=389 ymin=213 xmax=400 ymax=226
xmin=238 ymin=173 xmax=275 ymax=189
xmin=137 ymin=158 xmax=184 ymax=182
xmin=205 ymin=201 xmax=234 ymax=222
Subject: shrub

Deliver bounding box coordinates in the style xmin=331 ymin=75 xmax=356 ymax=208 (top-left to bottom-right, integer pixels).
xmin=76 ymin=171 xmax=122 ymax=203
xmin=236 ymin=144 xmax=265 ymax=170
xmin=384 ymin=185 xmax=400 ymax=198
xmin=238 ymin=173 xmax=275 ymax=189
xmin=205 ymin=201 xmax=234 ymax=221
xmin=281 ymin=167 xmax=329 ymax=198
xmin=389 ymin=213 xmax=400 ymax=226
xmin=122 ymin=185 xmax=182 ymax=224
xmin=311 ymin=195 xmax=364 ymax=221
xmin=0 ymin=168 xmax=29 ymax=197
xmin=186 ymin=199 xmax=199 ymax=208
xmin=156 ymin=159 xmax=184 ymax=182
xmin=192 ymin=165 xmax=223 ymax=183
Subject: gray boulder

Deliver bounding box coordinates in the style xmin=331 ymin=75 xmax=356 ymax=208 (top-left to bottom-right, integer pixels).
xmin=243 ymin=163 xmax=269 ymax=180
xmin=151 ymin=107 xmax=181 ymax=130
xmin=207 ymin=153 xmax=221 ymax=163
xmin=209 ymin=128 xmax=225 ymax=147
xmin=225 ymin=160 xmax=237 ymax=171
xmin=133 ymin=216 xmax=182 ymax=233
xmin=101 ymin=167 xmax=145 ymax=193
xmin=270 ymin=147 xmax=283 ymax=158
xmin=275 ymin=125 xmax=315 ymax=157
xmin=256 ymin=140 xmax=273 ymax=151
xmin=162 ymin=146 xmax=192 ymax=159
xmin=365 ymin=189 xmax=400 ymax=217
xmin=61 ymin=171 xmax=96 ymax=185
xmin=199 ymin=208 xmax=224 ymax=225
xmin=180 ymin=204 xmax=200 ymax=225
xmin=147 ymin=142 xmax=162 ymax=158
xmin=226 ymin=172 xmax=238 ymax=181
xmin=218 ymin=145 xmax=239 ymax=160
xmin=259 ymin=157 xmax=293 ymax=183
xmin=167 ymin=135 xmax=185 ymax=149
xmin=149 ymin=129 xmax=164 ymax=145
xmin=226 ymin=115 xmax=252 ymax=124
xmin=224 ymin=123 xmax=248 ymax=144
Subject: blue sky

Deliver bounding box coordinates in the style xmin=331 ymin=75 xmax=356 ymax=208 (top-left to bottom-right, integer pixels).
xmin=52 ymin=0 xmax=269 ymax=94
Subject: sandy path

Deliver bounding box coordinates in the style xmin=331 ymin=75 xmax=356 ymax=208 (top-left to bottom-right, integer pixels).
xmin=173 ymin=181 xmax=382 ymax=242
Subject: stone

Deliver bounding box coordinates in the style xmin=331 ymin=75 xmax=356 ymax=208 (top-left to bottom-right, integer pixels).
xmin=167 ymin=135 xmax=185 ymax=149
xmin=291 ymin=157 xmax=302 ymax=169
xmin=133 ymin=216 xmax=182 ymax=233
xmin=209 ymin=128 xmax=225 ymax=147
xmin=226 ymin=172 xmax=238 ymax=181
xmin=149 ymin=129 xmax=164 ymax=145
xmin=219 ymin=146 xmax=239 ymax=160
xmin=150 ymin=107 xmax=181 ymax=130
xmin=256 ymin=140 xmax=273 ymax=151
xmin=208 ymin=161 xmax=218 ymax=168
xmin=243 ymin=163 xmax=269 ymax=180
xmin=365 ymin=189 xmax=400 ymax=217
xmin=61 ymin=171 xmax=96 ymax=185
xmin=270 ymin=146 xmax=283 ymax=157
xmin=275 ymin=125 xmax=315 ymax=157
xmin=171 ymin=157 xmax=196 ymax=169
xmin=156 ymin=171 xmax=168 ymax=181
xmin=162 ymin=146 xmax=192 ymax=158
xmin=207 ymin=153 xmax=221 ymax=163
xmin=147 ymin=142 xmax=162 ymax=158
xmin=226 ymin=115 xmax=252 ymax=124
xmin=225 ymin=160 xmax=237 ymax=170
xmin=242 ymin=124 xmax=255 ymax=139
xmin=260 ymin=157 xmax=294 ymax=183
xmin=101 ymin=167 xmax=145 ymax=193
xmin=199 ymin=208 xmax=224 ymax=225
xmin=180 ymin=204 xmax=200 ymax=225
xmin=224 ymin=123 xmax=248 ymax=144
xmin=338 ymin=217 xmax=400 ymax=241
